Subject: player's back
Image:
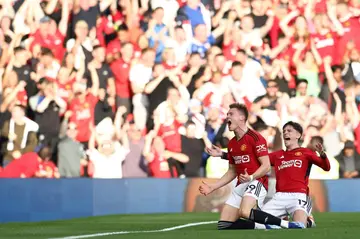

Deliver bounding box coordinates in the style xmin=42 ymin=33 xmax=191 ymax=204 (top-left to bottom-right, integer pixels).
xmin=227 ymin=129 xmax=269 ymax=189
xmin=270 ymin=147 xmax=316 ymax=194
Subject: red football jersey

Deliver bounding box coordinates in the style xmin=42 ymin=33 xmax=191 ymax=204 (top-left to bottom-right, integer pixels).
xmin=157 ymin=120 xmax=182 ymax=153
xmin=311 ymin=31 xmax=340 ymax=70
xmin=227 ymin=129 xmax=269 ymax=189
xmin=0 ymin=152 xmax=40 ymax=178
xmin=69 ymin=93 xmax=98 ymax=142
xmin=338 ymin=16 xmax=360 ymax=58
xmin=148 ymin=152 xmax=177 ymax=178
xmin=269 ymin=148 xmax=330 ymax=194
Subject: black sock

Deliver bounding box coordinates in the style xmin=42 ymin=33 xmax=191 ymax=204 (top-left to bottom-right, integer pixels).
xmin=249 ymin=209 xmax=282 ymax=226
xmin=217 ymin=220 xmax=255 ymax=230
xmin=307 ymin=218 xmax=312 ymax=228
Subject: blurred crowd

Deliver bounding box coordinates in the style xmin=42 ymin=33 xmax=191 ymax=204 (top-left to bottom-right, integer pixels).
xmin=0 ymin=0 xmax=360 ymax=179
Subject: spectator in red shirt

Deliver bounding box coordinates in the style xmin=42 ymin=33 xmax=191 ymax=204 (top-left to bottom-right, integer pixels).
xmin=110 ymin=42 xmax=134 ymax=115
xmin=0 ymin=152 xmax=41 ymax=178
xmin=155 ymin=107 xmax=182 ymax=153
xmin=143 ymin=130 xmax=189 ymax=178
xmin=29 ymin=0 xmax=69 ymax=62
xmin=68 ymin=61 xmax=99 ymax=146
xmin=37 ymin=146 xmax=60 ymax=179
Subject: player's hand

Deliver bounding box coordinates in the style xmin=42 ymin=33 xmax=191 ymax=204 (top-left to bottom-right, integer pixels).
xmin=315 ymin=143 xmax=325 ymax=154
xmin=205 ymin=145 xmax=223 ymax=157
xmin=315 ymin=143 xmax=327 ymax=158
xmin=238 ymin=168 xmax=252 ymax=183
xmin=199 ymin=181 xmax=214 ymax=196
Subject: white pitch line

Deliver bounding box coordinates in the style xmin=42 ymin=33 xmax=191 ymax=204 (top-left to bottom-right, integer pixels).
xmin=49 ymin=220 xmax=217 ymax=239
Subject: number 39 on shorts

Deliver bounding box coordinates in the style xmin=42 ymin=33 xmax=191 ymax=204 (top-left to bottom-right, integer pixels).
xmin=298 ymin=199 xmax=308 ymax=207
xmin=245 ymin=184 xmax=257 ymax=194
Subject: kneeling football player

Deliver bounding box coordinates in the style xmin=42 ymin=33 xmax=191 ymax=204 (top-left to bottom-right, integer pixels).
xmin=210 ymin=121 xmax=329 ymax=229
xmin=200 ymin=104 xmax=273 ymax=230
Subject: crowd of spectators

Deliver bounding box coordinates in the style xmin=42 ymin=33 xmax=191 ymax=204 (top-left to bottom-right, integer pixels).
xmin=0 ymin=0 xmax=360 ymax=179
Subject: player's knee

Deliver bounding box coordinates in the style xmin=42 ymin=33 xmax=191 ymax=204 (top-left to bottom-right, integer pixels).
xmin=238 ymin=207 xmax=251 ymax=219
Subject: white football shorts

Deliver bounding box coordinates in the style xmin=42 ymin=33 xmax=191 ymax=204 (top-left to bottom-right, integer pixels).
xmin=225 ymin=180 xmax=267 ymax=209
xmin=262 ymin=192 xmax=313 ymax=218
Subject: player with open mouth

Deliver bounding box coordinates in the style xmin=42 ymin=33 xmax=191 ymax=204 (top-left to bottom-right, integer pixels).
xmin=207 ymin=121 xmax=330 ymax=229
xmin=200 ymin=103 xmax=282 ymax=230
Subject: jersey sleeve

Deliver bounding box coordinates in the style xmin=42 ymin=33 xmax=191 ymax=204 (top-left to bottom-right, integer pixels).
xmin=227 ymin=143 xmax=234 ymax=165
xmin=254 ymin=135 xmax=269 ymax=158
xmin=268 ymin=152 xmax=277 ymax=166
xmin=308 ymin=150 xmax=331 ymax=171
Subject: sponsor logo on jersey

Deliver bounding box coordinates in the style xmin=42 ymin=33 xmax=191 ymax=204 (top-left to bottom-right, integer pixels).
xmin=241 ymin=144 xmax=247 ymax=151
xmin=315 ymin=38 xmax=334 ymax=48
xmin=256 ymin=144 xmax=267 ymax=153
xmin=295 ymin=152 xmax=302 ymax=156
xmin=278 ymin=160 xmax=302 ymax=170
xmin=233 ymin=155 xmax=250 ymax=164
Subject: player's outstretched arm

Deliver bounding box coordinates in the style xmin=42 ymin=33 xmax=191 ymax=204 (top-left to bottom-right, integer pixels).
xmin=310 ymin=143 xmax=331 ymax=171
xmin=205 ymin=145 xmax=224 ymax=158
xmin=199 ymin=164 xmax=237 ymax=196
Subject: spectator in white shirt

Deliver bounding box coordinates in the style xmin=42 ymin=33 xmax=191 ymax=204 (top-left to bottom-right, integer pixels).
xmin=37 ymin=48 xmax=60 ymax=79
xmin=129 ymin=48 xmax=156 ymax=130
xmin=88 ymin=109 xmax=130 ymax=179
xmin=235 ymin=50 xmax=266 ymax=101
xmin=66 ymin=20 xmax=93 ymax=69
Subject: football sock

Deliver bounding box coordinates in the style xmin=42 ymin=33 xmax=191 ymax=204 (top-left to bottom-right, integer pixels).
xmin=254 ymin=223 xmax=267 ymax=229
xmin=217 ymin=219 xmax=255 ymax=230
xmin=307 ymin=218 xmax=313 ymax=228
xmin=249 ymin=209 xmax=289 ymax=228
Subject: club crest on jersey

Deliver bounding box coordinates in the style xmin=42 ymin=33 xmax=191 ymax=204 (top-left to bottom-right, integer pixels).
xmin=326 ymin=33 xmax=332 ymax=38
xmin=241 ymin=144 xmax=247 ymax=151
xmin=295 ymin=152 xmax=302 ymax=156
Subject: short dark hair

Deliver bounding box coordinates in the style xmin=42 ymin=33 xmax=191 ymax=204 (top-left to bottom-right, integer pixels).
xmin=93 ymin=45 xmax=103 ymax=51
xmin=296 ymin=79 xmax=308 ymax=86
xmin=310 ymin=136 xmax=324 ymax=145
xmin=14 ymin=46 xmax=26 ymax=54
xmin=41 ymin=47 xmax=54 ymax=57
xmin=141 ymin=48 xmax=156 ymax=55
xmin=232 ymin=61 xmax=243 ymax=68
xmin=153 ymin=7 xmax=164 ymax=12
xmin=214 ymin=53 xmax=224 ymax=58
xmin=116 ymin=23 xmax=129 ymax=32
xmin=229 ymin=103 xmax=249 ymax=120
xmin=267 ymin=80 xmax=278 ymax=87
xmin=237 ymin=49 xmax=246 ymax=55
xmin=38 ymin=146 xmax=52 ymax=160
xmin=185 ymin=121 xmax=196 ymax=128
xmin=190 ymin=52 xmax=201 ymax=58
xmin=331 ymin=65 xmax=343 ymax=72
xmin=283 ymin=121 xmax=303 ymax=136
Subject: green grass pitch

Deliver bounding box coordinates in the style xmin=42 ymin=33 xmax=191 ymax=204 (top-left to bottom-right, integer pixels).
xmin=0 ymin=212 xmax=359 ymax=239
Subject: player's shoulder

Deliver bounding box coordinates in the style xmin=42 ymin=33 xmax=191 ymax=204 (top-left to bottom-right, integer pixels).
xmin=270 ymin=149 xmax=285 ymax=157
xmin=246 ymin=129 xmax=265 ymax=142
xmin=228 ymin=136 xmax=237 ymax=146
xmin=297 ymin=148 xmax=316 ymax=156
